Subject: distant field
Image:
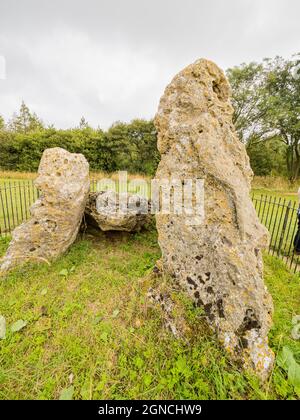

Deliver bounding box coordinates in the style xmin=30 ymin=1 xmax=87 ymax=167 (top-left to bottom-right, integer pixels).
xmin=252 ymin=189 xmax=298 ymax=203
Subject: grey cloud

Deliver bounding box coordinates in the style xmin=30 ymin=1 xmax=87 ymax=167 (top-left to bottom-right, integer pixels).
xmin=0 ymin=0 xmax=299 ymax=128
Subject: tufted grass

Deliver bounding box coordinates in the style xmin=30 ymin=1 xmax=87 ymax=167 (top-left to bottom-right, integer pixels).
xmin=0 ymin=227 xmax=299 ymax=400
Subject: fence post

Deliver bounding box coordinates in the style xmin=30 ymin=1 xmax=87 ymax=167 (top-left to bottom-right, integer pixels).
xmin=277 ymin=200 xmax=291 ymax=257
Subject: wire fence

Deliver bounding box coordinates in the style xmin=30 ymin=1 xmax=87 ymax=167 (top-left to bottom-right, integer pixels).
xmin=0 ymin=180 xmax=299 ymax=272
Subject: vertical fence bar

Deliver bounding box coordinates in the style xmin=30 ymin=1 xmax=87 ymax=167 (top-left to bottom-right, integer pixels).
xmin=292 ymin=203 xmax=300 ymax=273
xmin=8 ymin=180 xmax=16 ymax=230
xmin=260 ymin=195 xmax=268 ymax=225
xmin=3 ymin=182 xmax=12 ymax=234
xmin=22 ymin=180 xmax=29 ymax=219
xmin=266 ymin=196 xmax=277 ymax=232
xmin=269 ymin=197 xmax=282 ymax=254
xmin=13 ymin=181 xmax=20 ymax=226
xmin=272 ymin=199 xmax=286 ymax=256
xmin=277 ymin=200 xmax=291 ymax=257
xmin=257 ymin=194 xmax=263 ymax=218
xmin=34 ymin=180 xmax=38 ymax=201
xmin=18 ymin=181 xmax=25 ymax=223
xmin=0 ymin=186 xmax=8 ymax=236
xmin=288 ymin=205 xmax=299 ymax=271
xmin=27 ymin=180 xmax=32 ymax=213
xmin=263 ymin=196 xmax=270 ymax=230
xmin=252 ymin=197 xmax=257 ymax=210
xmin=286 ymin=203 xmax=297 ymax=259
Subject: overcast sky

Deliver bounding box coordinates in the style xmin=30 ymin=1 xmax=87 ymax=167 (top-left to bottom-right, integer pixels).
xmin=0 ymin=0 xmax=299 ymax=129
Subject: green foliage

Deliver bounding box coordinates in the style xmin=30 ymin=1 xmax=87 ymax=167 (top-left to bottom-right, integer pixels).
xmin=0 ymin=106 xmax=158 ymax=175
xmin=247 ymin=142 xmax=273 ymax=176
xmin=247 ymin=137 xmax=287 ymax=177
xmin=263 ymin=56 xmax=300 ymax=180
xmin=227 ymin=62 xmax=265 ymax=143
xmin=10 ymin=319 xmax=27 ymax=333
xmin=227 ymin=54 xmax=300 ymax=180
xmin=2 ymin=54 xmax=300 ymax=180
xmin=277 ymin=346 xmax=300 ymax=397
xmin=104 ymin=119 xmax=159 ymax=175
xmin=59 ymin=386 xmax=74 ymax=400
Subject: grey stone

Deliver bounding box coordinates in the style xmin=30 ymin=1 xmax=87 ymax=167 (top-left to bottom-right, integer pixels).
xmin=0 ymin=147 xmax=90 ymax=273
xmin=154 ymin=58 xmax=274 ymax=380
xmin=85 ymin=190 xmax=151 ymax=232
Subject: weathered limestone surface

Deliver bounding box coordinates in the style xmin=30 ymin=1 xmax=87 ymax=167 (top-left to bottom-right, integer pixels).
xmin=85 ymin=191 xmax=151 ymax=232
xmin=154 ymin=58 xmax=274 ymax=379
xmin=0 ymin=148 xmax=89 ymax=272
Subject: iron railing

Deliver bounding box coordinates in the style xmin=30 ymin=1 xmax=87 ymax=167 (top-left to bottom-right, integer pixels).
xmin=251 ymin=194 xmax=300 ymax=272
xmin=0 ymin=180 xmax=299 ymax=272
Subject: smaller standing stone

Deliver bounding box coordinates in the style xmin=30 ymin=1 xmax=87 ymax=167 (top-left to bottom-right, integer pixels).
xmin=0 ymin=148 xmax=90 ymax=273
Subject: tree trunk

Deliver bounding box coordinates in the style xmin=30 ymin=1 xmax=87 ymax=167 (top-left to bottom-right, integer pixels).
xmin=293 ymin=140 xmax=300 ymax=181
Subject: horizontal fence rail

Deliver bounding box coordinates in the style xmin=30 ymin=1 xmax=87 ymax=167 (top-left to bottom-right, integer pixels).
xmin=0 ymin=180 xmax=299 ymax=272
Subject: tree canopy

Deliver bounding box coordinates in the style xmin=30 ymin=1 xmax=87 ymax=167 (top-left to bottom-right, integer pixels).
xmin=227 ymin=54 xmax=300 ymax=180
xmin=0 ymin=104 xmax=158 ymax=175
xmin=1 ymin=54 xmax=300 ymax=179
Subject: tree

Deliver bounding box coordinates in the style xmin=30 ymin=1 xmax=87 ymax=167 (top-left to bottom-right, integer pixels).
xmin=227 ymin=62 xmax=266 ymax=143
xmin=228 ymin=55 xmax=300 ymax=180
xmin=125 ymin=119 xmax=159 ymax=175
xmin=8 ymin=101 xmax=44 ymax=133
xmin=78 ymin=116 xmax=89 ymax=129
xmin=247 ymin=137 xmax=287 ymax=177
xmin=104 ymin=119 xmax=159 ymax=175
xmin=262 ymin=56 xmax=300 ymax=180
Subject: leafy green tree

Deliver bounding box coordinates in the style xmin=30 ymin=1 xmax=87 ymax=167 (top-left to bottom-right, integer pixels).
xmin=246 ymin=139 xmax=287 ymax=176
xmin=227 ymin=62 xmax=266 ymax=143
xmin=228 ymin=55 xmax=300 ymax=180
xmin=104 ymin=119 xmax=159 ymax=175
xmin=126 ymin=119 xmax=159 ymax=175
xmin=262 ymin=56 xmax=300 ymax=180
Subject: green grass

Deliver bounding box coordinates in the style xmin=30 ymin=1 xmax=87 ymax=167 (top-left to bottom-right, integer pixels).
xmin=0 ymin=229 xmax=299 ymax=400
xmin=252 ymin=189 xmax=298 ymax=203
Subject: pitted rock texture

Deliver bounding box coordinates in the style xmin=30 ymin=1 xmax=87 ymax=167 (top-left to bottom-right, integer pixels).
xmin=85 ymin=191 xmax=151 ymax=232
xmin=154 ymin=58 xmax=274 ymax=379
xmin=0 ymin=148 xmax=90 ymax=272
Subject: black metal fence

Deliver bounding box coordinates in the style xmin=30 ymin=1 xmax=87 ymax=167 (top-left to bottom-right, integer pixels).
xmin=251 ymin=194 xmax=300 ymax=273
xmin=0 ymin=180 xmax=299 ymax=272
xmin=0 ymin=180 xmax=39 ymax=237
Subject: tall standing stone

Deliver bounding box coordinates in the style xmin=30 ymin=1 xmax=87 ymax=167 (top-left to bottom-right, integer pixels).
xmin=154 ymin=59 xmax=274 ymax=379
xmin=0 ymin=148 xmax=90 ymax=272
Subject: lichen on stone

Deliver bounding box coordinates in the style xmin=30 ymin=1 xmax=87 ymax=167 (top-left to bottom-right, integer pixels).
xmin=154 ymin=58 xmax=274 ymax=380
